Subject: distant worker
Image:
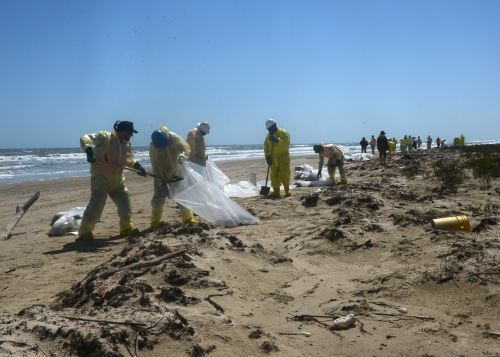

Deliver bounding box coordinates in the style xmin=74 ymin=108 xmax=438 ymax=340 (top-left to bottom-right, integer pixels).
xmin=313 ymin=144 xmax=347 ymax=184
xmin=150 ymin=125 xmax=197 ymax=227
xmin=187 ymin=122 xmax=210 ymax=166
xmin=264 ymin=119 xmax=291 ymax=198
xmin=377 ymin=131 xmax=389 ymax=164
xmin=360 ymin=137 xmax=368 ymax=153
xmin=417 ymin=136 xmax=422 ymax=149
xmin=407 ymin=135 xmax=413 ymax=151
xmin=426 ymin=135 xmax=432 ymax=150
xmin=388 ymin=138 xmax=396 ymax=156
xmin=369 ymin=135 xmax=376 ymax=154
xmin=78 ymin=121 xmax=146 ymax=242
xmin=436 ymin=137 xmax=441 ymax=148
xmin=459 ymin=134 xmax=465 ymax=146
xmin=400 ymin=136 xmax=407 ymax=153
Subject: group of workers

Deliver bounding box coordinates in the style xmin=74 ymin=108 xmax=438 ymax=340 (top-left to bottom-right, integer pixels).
xmin=360 ymin=133 xmax=466 ymax=160
xmin=77 ymin=118 xmax=468 ymax=241
xmin=77 ymin=120 xmax=210 ymax=241
xmin=77 ymin=118 xmax=351 ymax=241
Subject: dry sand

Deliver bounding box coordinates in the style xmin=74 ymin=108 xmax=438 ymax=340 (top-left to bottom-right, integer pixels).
xmin=0 ymin=150 xmax=498 ymax=356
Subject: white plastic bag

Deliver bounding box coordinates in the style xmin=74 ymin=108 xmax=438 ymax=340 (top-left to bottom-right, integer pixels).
xmin=49 ymin=207 xmax=86 ymax=236
xmin=204 ymin=158 xmax=230 ymax=190
xmin=223 ymin=181 xmax=260 ymax=198
xmin=170 ymin=162 xmax=258 ymax=226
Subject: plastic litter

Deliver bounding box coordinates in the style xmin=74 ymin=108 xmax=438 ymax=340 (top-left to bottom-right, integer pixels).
xmin=329 ymin=313 xmax=356 ymax=330
xmin=49 ymin=207 xmax=86 ymax=236
xmin=431 ymin=215 xmax=471 ymax=232
xmin=170 ymin=161 xmax=258 ymax=226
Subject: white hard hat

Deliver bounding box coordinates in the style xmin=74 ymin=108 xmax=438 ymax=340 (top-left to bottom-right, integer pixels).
xmin=197 ymin=122 xmax=210 ymax=134
xmin=265 ymin=118 xmax=276 ymax=129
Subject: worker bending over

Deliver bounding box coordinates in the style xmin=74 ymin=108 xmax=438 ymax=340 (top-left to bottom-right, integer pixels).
xmin=150 ymin=125 xmax=197 ymax=227
xmin=313 ymin=144 xmax=347 ymax=185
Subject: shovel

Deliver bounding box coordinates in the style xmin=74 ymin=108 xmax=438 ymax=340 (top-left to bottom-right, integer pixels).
xmin=260 ymin=142 xmax=274 ymax=196
xmin=260 ymin=163 xmax=271 ymax=195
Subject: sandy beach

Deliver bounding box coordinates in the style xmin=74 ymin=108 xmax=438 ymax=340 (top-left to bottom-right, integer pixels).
xmin=0 ymin=149 xmax=498 ymax=356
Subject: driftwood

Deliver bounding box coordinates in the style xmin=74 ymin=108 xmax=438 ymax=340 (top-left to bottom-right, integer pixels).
xmin=205 ymin=291 xmax=233 ymax=313
xmin=1 ymin=191 xmax=40 ymax=240
xmin=61 ymin=315 xmax=146 ymax=327
xmin=371 ymin=311 xmax=434 ymax=320
xmin=98 ymin=249 xmax=187 ymax=279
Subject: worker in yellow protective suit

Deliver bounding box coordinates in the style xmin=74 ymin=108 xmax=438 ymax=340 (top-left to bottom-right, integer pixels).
xmin=400 ymin=136 xmax=407 ymax=153
xmin=458 ymin=134 xmax=465 ymax=146
xmin=149 ymin=125 xmax=196 ymax=227
xmin=314 ymin=144 xmax=347 ymax=184
xmin=78 ymin=121 xmax=146 ymax=241
xmin=187 ymin=122 xmax=210 ymax=166
xmin=388 ymin=138 xmax=396 ymax=156
xmin=264 ymin=119 xmax=291 ymax=198
xmin=426 ymin=135 xmax=432 ymax=149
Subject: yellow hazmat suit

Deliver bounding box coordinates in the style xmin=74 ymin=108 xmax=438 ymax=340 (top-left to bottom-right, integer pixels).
xmin=319 ymin=144 xmax=347 ymax=184
xmin=78 ymin=130 xmax=137 ymax=238
xmin=264 ymin=128 xmax=291 ymax=197
xmin=187 ymin=128 xmax=207 ymax=166
xmin=388 ymin=140 xmax=396 ymax=156
xmin=400 ymin=138 xmax=406 ymax=153
xmin=149 ymin=125 xmax=193 ymax=227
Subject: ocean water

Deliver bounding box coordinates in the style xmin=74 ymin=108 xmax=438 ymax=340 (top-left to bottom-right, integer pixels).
xmin=0 ymin=141 xmax=497 ymax=185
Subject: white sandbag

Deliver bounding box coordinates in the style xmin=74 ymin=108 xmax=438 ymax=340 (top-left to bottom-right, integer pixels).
xmin=170 ymin=162 xmax=258 ymax=226
xmin=48 ymin=206 xmax=86 ymax=236
xmin=223 ymin=181 xmax=260 ymax=198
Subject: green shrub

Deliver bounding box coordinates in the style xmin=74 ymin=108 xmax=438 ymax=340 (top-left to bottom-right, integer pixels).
xmin=472 ymin=156 xmax=499 ymax=189
xmin=432 ymin=158 xmax=465 ymax=191
xmin=402 ymin=163 xmax=420 ymax=180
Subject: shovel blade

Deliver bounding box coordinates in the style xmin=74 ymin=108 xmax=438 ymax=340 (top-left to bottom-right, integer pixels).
xmin=260 ymin=186 xmax=270 ymax=195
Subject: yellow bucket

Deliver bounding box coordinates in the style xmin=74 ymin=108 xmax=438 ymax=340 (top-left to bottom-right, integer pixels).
xmin=431 ymin=215 xmax=471 ymax=232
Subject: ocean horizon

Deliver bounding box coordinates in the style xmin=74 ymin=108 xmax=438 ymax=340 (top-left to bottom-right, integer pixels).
xmin=1 ymin=140 xmax=499 ymax=185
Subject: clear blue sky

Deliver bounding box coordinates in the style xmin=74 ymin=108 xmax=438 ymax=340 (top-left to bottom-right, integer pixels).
xmin=1 ymin=0 xmax=499 ymax=148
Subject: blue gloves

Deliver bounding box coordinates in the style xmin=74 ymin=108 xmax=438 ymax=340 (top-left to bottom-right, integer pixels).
xmin=85 ymin=147 xmax=96 ymax=163
xmin=266 ymin=156 xmax=272 ymax=166
xmin=270 ymin=136 xmax=279 ymax=143
xmin=133 ymin=162 xmax=147 ymax=177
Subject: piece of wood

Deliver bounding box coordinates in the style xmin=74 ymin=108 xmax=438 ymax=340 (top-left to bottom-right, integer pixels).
xmin=1 ymin=191 xmax=40 ymax=240
xmin=61 ymin=315 xmax=146 ymax=327
xmin=98 ymin=249 xmax=186 ymax=279
xmin=371 ymin=312 xmax=434 ymax=320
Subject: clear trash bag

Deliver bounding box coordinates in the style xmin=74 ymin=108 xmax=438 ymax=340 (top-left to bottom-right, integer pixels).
xmin=204 ymin=158 xmax=230 ymax=190
xmin=170 ymin=162 xmax=258 ymax=226
xmin=48 ymin=207 xmax=86 ymax=236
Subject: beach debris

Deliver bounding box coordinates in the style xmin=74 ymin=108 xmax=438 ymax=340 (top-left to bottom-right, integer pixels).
xmin=48 ymin=206 xmax=85 ymax=236
xmin=248 ymin=328 xmax=264 ymax=339
xmin=330 ymin=313 xmax=356 ymax=331
xmin=260 ymin=341 xmax=280 ymax=353
xmin=431 ymin=215 xmax=471 ymax=232
xmin=276 ymin=331 xmax=311 ymax=337
xmin=350 ymin=239 xmax=373 ymax=250
xmin=1 ymin=191 xmax=40 ymax=240
xmin=301 ymin=193 xmax=320 ymax=207
xmin=487 ymin=330 xmax=500 ymax=337
xmin=98 ymin=249 xmax=187 ymax=279
xmin=205 ymin=291 xmax=233 ymax=313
